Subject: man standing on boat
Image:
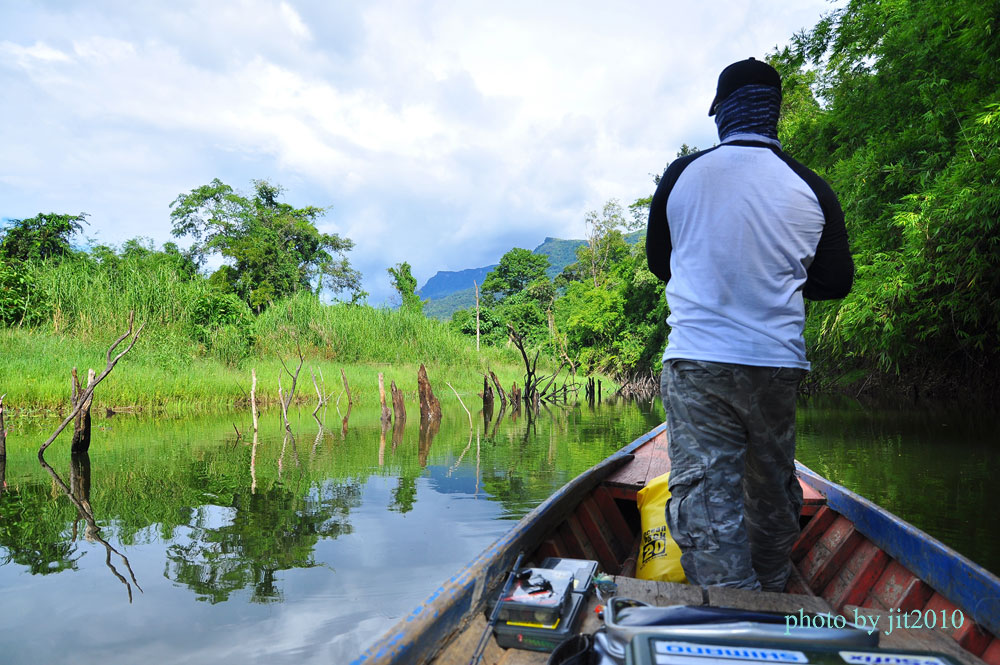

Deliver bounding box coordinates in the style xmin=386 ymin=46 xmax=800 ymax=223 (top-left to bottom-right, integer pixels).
xmin=645 ymin=57 xmax=854 ymax=591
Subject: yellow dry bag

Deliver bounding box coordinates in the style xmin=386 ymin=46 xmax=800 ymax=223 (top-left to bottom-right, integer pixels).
xmin=636 ymin=472 xmax=687 ymax=583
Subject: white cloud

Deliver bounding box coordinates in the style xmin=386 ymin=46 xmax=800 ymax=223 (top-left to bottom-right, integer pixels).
xmin=0 ymin=0 xmax=840 ymax=301
xmin=0 ymin=39 xmax=72 ymax=63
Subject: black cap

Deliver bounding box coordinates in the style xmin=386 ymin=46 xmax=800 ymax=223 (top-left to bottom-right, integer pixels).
xmin=708 ymin=57 xmax=782 ymax=116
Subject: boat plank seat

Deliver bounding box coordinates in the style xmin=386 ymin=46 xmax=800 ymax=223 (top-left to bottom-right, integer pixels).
xmin=601 ymin=427 xmax=827 ymax=516
xmin=434 ymin=578 xmax=834 ymax=665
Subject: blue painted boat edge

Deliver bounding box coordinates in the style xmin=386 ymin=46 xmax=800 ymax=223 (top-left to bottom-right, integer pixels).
xmin=795 ymin=461 xmax=1000 ymax=639
xmin=351 ymin=423 xmax=664 ymax=664
xmin=620 ymin=422 xmax=667 ymax=456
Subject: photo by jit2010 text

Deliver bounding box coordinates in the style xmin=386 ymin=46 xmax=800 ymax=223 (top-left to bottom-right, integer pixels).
xmin=784 ymin=608 xmax=965 ymax=637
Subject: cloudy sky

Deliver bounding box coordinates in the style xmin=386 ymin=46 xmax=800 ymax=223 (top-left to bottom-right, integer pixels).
xmin=1 ymin=0 xmax=837 ymax=303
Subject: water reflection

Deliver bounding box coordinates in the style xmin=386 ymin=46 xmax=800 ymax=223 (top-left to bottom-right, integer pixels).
xmin=38 ymin=452 xmax=142 ymax=601
xmin=0 ymin=394 xmax=997 ymax=664
xmin=165 ymin=479 xmax=361 ymax=604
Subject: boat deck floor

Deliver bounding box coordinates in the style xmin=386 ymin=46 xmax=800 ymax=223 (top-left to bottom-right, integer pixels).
xmin=435 ymin=577 xmax=834 ymax=665
xmin=431 ymin=430 xmax=989 ymax=665
xmin=434 ymin=578 xmax=987 ymax=665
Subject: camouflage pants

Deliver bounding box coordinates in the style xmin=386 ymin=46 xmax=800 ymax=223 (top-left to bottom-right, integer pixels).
xmin=660 ymin=359 xmax=806 ymax=591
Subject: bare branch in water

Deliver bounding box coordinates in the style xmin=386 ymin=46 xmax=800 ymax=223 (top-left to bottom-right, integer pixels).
xmin=445 ymin=382 xmax=472 ymax=430
xmin=38 ymin=312 xmax=144 ymax=458
xmin=38 ymin=455 xmax=142 ymax=602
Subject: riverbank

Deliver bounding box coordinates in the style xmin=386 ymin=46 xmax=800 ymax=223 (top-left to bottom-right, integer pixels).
xmin=0 ymin=327 xmax=603 ymax=425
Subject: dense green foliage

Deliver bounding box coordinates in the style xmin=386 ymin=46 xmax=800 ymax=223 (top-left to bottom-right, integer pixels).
xmin=169 ymin=179 xmax=363 ymax=311
xmin=0 ymin=261 xmax=42 ymax=327
xmin=772 ymin=0 xmax=1000 ymax=391
xmin=0 ymin=213 xmax=88 ymax=262
xmin=480 ymin=248 xmax=550 ymax=305
xmin=450 ymin=201 xmax=668 ymax=380
xmin=387 ymin=261 xmax=423 ymax=314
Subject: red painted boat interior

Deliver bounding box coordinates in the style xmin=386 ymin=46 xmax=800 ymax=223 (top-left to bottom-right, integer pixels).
xmin=532 ymin=430 xmax=1000 ymax=663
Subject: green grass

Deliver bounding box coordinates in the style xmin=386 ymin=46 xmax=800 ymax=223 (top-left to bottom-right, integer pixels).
xmin=3 ymin=258 xmax=598 ymax=416
xmin=0 ymin=324 xmax=566 ymax=415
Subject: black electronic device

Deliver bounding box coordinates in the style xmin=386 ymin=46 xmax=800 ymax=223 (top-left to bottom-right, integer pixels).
xmin=491 ymin=567 xmax=574 ymax=626
xmin=493 ymin=589 xmax=586 ymax=653
xmin=540 ymin=557 xmax=599 ymax=597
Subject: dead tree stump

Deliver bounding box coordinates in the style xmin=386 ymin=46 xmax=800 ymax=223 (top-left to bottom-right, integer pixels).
xmin=0 ymin=393 xmax=7 ymax=458
xmin=482 ymin=375 xmax=494 ymax=412
xmin=250 ymin=368 xmax=260 ymax=434
xmin=71 ymin=368 xmax=96 ymax=454
xmin=417 ymin=364 xmax=441 ymax=423
xmin=390 ymin=380 xmax=406 ymax=423
xmin=341 ymin=368 xmax=353 ymax=406
xmin=489 ymin=371 xmax=507 ymax=411
xmin=390 ymin=380 xmax=406 ymax=447
xmin=0 ymin=394 xmax=6 ymax=494
xmin=378 ymin=373 xmax=391 ymax=425
xmin=38 ymin=311 xmax=143 ymax=459
xmin=483 ymin=378 xmax=494 ymax=428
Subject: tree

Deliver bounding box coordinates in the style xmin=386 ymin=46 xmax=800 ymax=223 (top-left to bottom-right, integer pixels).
xmin=387 ymin=262 xmax=423 ymax=314
xmin=169 ymin=179 xmax=362 ymax=311
xmin=577 ymin=199 xmax=630 ymax=287
xmin=770 ymin=0 xmax=1000 ymax=388
xmin=480 ymin=248 xmax=549 ymax=305
xmin=0 ymin=213 xmax=87 ymax=262
xmin=0 ymin=261 xmax=44 ymax=327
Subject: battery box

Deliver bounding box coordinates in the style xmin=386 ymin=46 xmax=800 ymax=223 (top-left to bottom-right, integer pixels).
xmin=493 ymin=590 xmax=586 ymax=653
xmin=493 ymin=567 xmax=574 ymax=626
xmin=625 ymin=632 xmax=960 ymax=665
xmin=540 ymin=557 xmax=599 ymax=597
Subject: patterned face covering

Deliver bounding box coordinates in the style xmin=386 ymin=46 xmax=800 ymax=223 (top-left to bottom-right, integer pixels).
xmin=713 ymin=84 xmax=781 ymax=141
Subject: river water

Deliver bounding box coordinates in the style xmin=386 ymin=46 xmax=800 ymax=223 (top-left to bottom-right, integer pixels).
xmin=0 ymin=397 xmax=996 ymax=663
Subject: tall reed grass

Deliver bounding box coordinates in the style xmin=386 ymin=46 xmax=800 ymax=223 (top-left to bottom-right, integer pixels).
xmin=3 ymin=257 xmax=566 ymax=415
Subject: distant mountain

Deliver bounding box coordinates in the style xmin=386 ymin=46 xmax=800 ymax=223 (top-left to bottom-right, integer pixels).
xmin=422 ymin=286 xmax=478 ymax=320
xmin=419 ymin=232 xmax=644 ymax=320
xmin=418 ymin=265 xmax=496 ymax=300
xmin=532 ymin=237 xmax=587 ymax=279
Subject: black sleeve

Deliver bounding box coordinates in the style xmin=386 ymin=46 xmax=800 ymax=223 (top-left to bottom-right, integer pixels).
xmin=769 ymin=149 xmax=854 ymax=300
xmin=646 ymin=151 xmax=709 ymax=283
xmin=645 ymin=171 xmax=673 ymax=283
xmin=803 ymin=192 xmax=854 ymax=300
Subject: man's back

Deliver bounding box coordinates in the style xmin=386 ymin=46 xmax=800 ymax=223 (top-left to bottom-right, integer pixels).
xmin=655 ymin=138 xmax=844 ymax=369
xmin=646 ymin=57 xmax=853 ymax=591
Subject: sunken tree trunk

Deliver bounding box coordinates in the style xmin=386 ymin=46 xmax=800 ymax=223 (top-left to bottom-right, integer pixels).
xmin=417 ymin=364 xmax=441 ymax=424
xmin=71 ymin=368 xmax=96 ymax=454
xmin=390 ymin=380 xmax=406 ymax=424
xmin=38 ymin=312 xmax=144 ymax=459
xmin=482 ymin=375 xmax=494 ymax=412
xmin=378 ymin=373 xmax=391 ymax=426
xmin=390 ymin=380 xmax=406 ymax=448
xmin=0 ymin=394 xmax=6 ymax=495
xmin=489 ymin=371 xmax=507 ymax=411
xmin=482 ymin=375 xmax=494 ymax=428
xmin=0 ymin=392 xmax=6 ymax=458
xmin=341 ymin=368 xmax=353 ymax=406
xmin=250 ymin=368 xmax=260 ymax=434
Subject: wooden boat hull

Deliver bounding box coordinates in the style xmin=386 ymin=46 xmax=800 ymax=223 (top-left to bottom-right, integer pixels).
xmin=353 ymin=424 xmax=1000 ymax=665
